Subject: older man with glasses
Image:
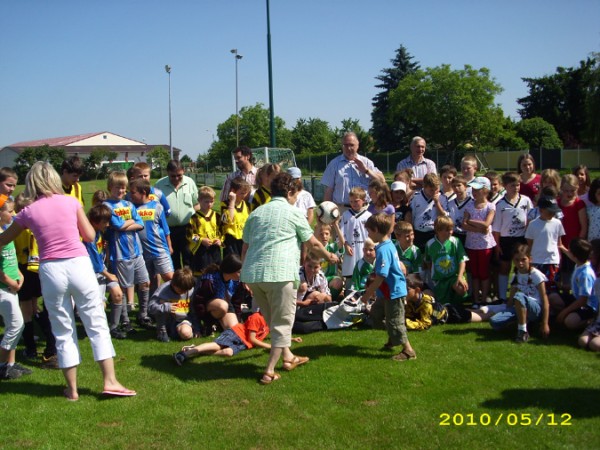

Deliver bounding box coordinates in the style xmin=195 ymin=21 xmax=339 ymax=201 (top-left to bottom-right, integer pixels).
xmin=155 ymin=160 xmax=199 ymax=270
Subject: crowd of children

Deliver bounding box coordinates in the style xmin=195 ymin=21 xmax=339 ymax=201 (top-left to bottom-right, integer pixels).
xmin=3 ymin=156 xmax=600 ymax=385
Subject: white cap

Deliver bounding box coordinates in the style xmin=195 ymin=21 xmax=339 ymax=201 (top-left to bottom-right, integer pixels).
xmin=391 ymin=181 xmax=407 ymax=192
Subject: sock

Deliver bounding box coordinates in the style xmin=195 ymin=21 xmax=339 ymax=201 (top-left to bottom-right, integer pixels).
xmin=22 ymin=321 xmax=36 ymax=353
xmin=498 ymin=275 xmax=509 ymax=301
xmin=138 ymin=288 xmax=150 ymax=318
xmin=518 ymin=323 xmax=527 ymax=332
xmin=109 ymin=303 xmax=123 ymax=330
xmin=121 ymin=302 xmax=130 ymax=324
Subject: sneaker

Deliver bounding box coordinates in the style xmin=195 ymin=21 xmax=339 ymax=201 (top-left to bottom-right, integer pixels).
xmin=12 ymin=363 xmax=33 ymax=375
xmin=157 ymin=330 xmax=170 ymax=343
xmin=137 ymin=316 xmax=155 ymax=330
xmin=0 ymin=364 xmax=23 ymax=380
xmin=41 ymin=355 xmax=59 ymax=369
xmin=120 ymin=322 xmax=135 ymax=334
xmin=173 ymin=351 xmax=186 ymax=366
xmin=515 ymin=330 xmax=530 ymax=343
xmin=110 ymin=328 xmax=127 ymax=340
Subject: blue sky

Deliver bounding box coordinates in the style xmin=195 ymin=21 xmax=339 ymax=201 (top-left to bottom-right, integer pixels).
xmin=1 ymin=0 xmax=598 ymax=159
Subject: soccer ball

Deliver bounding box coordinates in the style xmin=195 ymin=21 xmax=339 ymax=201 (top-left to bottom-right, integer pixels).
xmin=316 ymin=201 xmax=340 ymax=224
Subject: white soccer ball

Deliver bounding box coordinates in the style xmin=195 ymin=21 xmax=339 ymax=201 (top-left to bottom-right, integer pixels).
xmin=317 ymin=201 xmax=340 ymax=224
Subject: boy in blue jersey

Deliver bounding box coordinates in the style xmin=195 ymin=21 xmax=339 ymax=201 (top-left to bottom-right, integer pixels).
xmin=362 ymin=213 xmax=417 ymax=361
xmin=103 ymin=171 xmax=151 ymax=331
xmin=129 ymin=179 xmax=174 ymax=289
xmin=86 ymin=204 xmax=127 ymax=339
xmin=127 ymin=162 xmax=172 ymax=217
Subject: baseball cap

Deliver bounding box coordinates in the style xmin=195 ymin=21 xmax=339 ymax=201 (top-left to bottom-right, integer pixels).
xmin=391 ymin=181 xmax=407 ymax=192
xmin=537 ymin=196 xmax=561 ymax=214
xmin=469 ymin=176 xmax=491 ymax=190
xmin=287 ymin=167 xmax=302 ymax=179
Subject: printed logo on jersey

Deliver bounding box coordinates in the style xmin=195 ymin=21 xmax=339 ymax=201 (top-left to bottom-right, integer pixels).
xmin=113 ymin=207 xmax=132 ymax=220
xmin=434 ymin=254 xmax=456 ymax=276
xmin=138 ymin=208 xmax=157 ymax=222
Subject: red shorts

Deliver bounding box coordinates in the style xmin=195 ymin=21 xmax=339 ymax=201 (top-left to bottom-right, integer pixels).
xmin=466 ymin=248 xmax=493 ymax=280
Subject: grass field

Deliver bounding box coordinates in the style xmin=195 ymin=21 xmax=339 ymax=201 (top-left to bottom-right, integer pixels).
xmin=2 ymin=180 xmax=599 ymax=449
xmin=1 ymin=321 xmax=598 ymax=449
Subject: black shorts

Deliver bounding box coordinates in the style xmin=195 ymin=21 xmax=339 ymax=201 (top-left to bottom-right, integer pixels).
xmin=571 ymin=306 xmax=596 ymax=321
xmin=444 ymin=304 xmax=472 ymax=324
xmin=18 ymin=264 xmax=42 ymax=301
xmin=499 ymin=236 xmax=527 ymax=262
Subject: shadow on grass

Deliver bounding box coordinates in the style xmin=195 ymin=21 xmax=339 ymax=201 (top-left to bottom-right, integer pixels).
xmin=481 ymin=387 xmax=600 ymax=419
xmin=138 ymin=343 xmax=386 ymax=382
xmin=0 ymin=381 xmax=94 ymax=399
xmin=442 ymin=325 xmax=581 ymax=347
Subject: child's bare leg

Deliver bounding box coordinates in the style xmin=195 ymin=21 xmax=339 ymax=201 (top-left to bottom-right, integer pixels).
xmin=471 ymin=278 xmax=481 ymax=303
xmin=589 ymin=336 xmax=600 ymax=352
xmin=564 ymin=313 xmax=585 ymax=331
xmin=480 ymin=278 xmax=491 ymax=304
xmin=548 ymin=292 xmax=565 ymax=314
xmin=183 ymin=342 xmax=222 ymax=357
xmin=126 ymin=286 xmax=135 ymax=310
xmin=177 ymin=323 xmax=193 ymax=341
xmin=578 ymin=331 xmax=591 ymax=348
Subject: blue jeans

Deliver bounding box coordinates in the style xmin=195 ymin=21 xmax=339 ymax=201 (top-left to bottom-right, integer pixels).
xmin=489 ymin=292 xmax=542 ymax=330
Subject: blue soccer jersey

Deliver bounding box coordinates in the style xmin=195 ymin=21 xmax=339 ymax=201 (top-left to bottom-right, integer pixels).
xmin=135 ymin=200 xmax=171 ymax=260
xmin=571 ymin=261 xmax=597 ymax=309
xmin=104 ymin=198 xmax=144 ymax=263
xmin=374 ymin=239 xmax=407 ymax=300
xmin=84 ymin=230 xmax=106 ymax=274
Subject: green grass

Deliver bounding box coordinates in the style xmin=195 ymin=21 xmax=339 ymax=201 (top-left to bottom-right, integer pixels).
xmin=1 ymin=321 xmax=598 ymax=449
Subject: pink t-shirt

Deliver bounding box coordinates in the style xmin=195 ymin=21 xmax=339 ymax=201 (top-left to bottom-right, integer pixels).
xmin=14 ymin=195 xmax=88 ymax=261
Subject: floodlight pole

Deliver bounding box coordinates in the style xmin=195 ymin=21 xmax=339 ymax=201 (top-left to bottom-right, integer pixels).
xmin=165 ymin=64 xmax=173 ymax=159
xmin=230 ymin=49 xmax=243 ymax=147
xmin=266 ymin=0 xmax=276 ymax=147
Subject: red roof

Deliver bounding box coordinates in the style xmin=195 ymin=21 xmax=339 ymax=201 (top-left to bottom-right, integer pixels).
xmin=8 ymin=131 xmax=144 ymax=147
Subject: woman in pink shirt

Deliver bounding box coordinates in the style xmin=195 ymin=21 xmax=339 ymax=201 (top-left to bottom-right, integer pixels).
xmin=0 ymin=162 xmax=135 ymax=401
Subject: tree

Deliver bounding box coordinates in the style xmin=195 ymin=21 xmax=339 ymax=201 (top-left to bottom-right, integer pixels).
xmin=371 ymin=45 xmax=420 ymax=152
xmin=583 ymin=53 xmax=600 ymax=145
xmin=291 ymin=118 xmax=336 ymax=155
xmin=13 ymin=145 xmax=66 ymax=180
xmin=83 ymin=148 xmax=118 ymax=180
xmin=389 ymin=64 xmax=504 ymax=162
xmin=146 ymin=146 xmax=171 ymax=177
xmin=518 ymin=58 xmax=596 ymax=147
xmin=180 ymin=154 xmax=192 ymax=164
xmin=207 ymin=103 xmax=292 ymax=166
xmin=336 ymin=118 xmax=374 ymax=155
xmin=514 ymin=118 xmax=563 ymax=150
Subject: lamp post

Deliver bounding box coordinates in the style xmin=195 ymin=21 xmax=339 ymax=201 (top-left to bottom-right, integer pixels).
xmin=266 ymin=0 xmax=276 ymax=147
xmin=230 ymin=49 xmax=243 ymax=147
xmin=165 ymin=64 xmax=173 ymax=160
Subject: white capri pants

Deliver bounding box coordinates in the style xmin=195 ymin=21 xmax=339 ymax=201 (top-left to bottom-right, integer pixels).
xmin=247 ymin=281 xmax=296 ymax=348
xmin=0 ymin=288 xmax=24 ymax=351
xmin=39 ymin=256 xmax=115 ymax=368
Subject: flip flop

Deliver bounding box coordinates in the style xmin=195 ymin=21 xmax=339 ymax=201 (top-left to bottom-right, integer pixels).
xmin=63 ymin=389 xmax=79 ymax=402
xmin=102 ymin=388 xmax=137 ymax=397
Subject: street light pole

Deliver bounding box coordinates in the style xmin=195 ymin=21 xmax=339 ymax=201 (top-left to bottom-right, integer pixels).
xmin=230 ymin=49 xmax=243 ymax=147
xmin=266 ymin=0 xmax=276 ymax=147
xmin=165 ymin=65 xmax=173 ymax=160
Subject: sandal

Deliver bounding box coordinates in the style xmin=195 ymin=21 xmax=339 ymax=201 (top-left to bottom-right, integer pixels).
xmin=259 ymin=372 xmax=281 ymax=385
xmin=392 ymin=350 xmax=417 ymax=361
xmin=282 ymin=355 xmax=309 ymax=371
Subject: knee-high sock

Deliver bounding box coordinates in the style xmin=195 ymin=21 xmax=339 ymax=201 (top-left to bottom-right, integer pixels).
xmin=121 ymin=302 xmax=130 ymax=323
xmin=138 ymin=289 xmax=150 ymax=318
xmin=109 ymin=303 xmax=123 ymax=330
xmin=35 ymin=307 xmax=56 ymax=356
xmin=22 ymin=321 xmax=36 ymax=353
xmin=498 ymin=274 xmax=509 ymax=301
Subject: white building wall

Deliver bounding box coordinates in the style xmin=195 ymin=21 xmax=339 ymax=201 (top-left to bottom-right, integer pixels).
xmin=68 ymin=133 xmax=144 ymax=146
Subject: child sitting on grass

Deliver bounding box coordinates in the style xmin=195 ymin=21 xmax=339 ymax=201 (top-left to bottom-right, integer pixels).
xmin=579 ymin=238 xmax=600 ymax=352
xmin=553 ymin=238 xmax=597 ymax=331
xmin=173 ymin=311 xmax=275 ymax=365
xmin=424 ymin=215 xmax=469 ymax=305
xmin=362 ymin=213 xmax=416 ymax=361
xmin=489 ymin=243 xmax=550 ymax=343
xmin=148 ymin=267 xmax=197 ymax=342
xmin=351 ymin=238 xmax=376 ymax=292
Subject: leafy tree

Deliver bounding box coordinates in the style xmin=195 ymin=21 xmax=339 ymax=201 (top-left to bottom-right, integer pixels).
xmin=291 ymin=118 xmax=336 ymax=155
xmin=494 ymin=117 xmax=528 ymax=151
xmin=13 ymin=145 xmax=66 ymax=180
xmin=518 ymin=58 xmax=596 ymax=147
xmin=371 ymin=45 xmax=420 ymax=152
xmin=583 ymin=53 xmax=600 ymax=145
xmin=83 ymin=148 xmax=118 ymax=180
xmin=146 ymin=146 xmax=171 ymax=177
xmin=389 ymin=64 xmax=504 ymax=162
xmin=515 ymin=117 xmax=563 ymax=150
xmin=207 ymin=103 xmax=292 ymax=166
xmin=180 ymin=154 xmax=192 ymax=164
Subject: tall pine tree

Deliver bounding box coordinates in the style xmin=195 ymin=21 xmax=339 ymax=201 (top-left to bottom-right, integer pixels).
xmin=371 ymin=45 xmax=420 ymax=152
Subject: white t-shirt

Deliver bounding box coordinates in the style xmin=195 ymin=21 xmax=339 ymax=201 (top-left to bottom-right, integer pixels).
xmin=447 ymin=197 xmax=472 ymax=235
xmin=340 ymin=208 xmax=372 ymax=277
xmin=524 ymin=217 xmax=565 ymax=265
xmin=492 ymin=194 xmax=533 ymax=238
xmin=510 ymin=267 xmax=547 ymax=303
xmin=410 ymin=191 xmax=437 ymax=232
xmin=294 ymin=190 xmax=316 ymax=219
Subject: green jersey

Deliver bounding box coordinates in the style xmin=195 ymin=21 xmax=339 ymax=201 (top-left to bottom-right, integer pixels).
xmin=393 ymin=240 xmax=423 ymax=274
xmin=322 ymin=241 xmax=344 ymax=279
xmin=0 ymin=240 xmax=19 ymax=290
xmin=424 ymin=236 xmax=468 ymax=282
xmin=351 ymin=258 xmax=374 ymax=291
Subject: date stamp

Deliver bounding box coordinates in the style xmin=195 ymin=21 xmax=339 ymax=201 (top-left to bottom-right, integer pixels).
xmin=439 ymin=412 xmax=572 ymax=426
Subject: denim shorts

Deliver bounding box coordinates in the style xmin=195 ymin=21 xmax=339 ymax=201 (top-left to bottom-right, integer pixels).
xmin=489 ymin=292 xmax=542 ymax=330
xmin=215 ymin=329 xmax=248 ymax=355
